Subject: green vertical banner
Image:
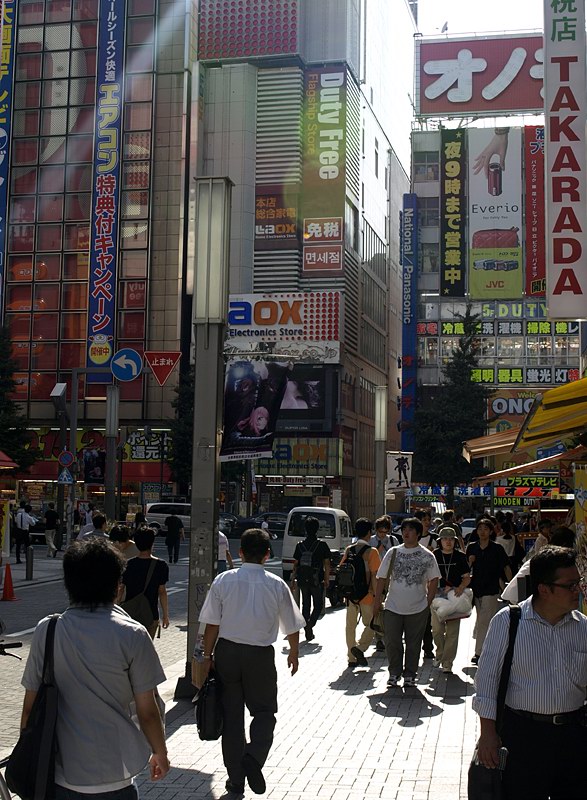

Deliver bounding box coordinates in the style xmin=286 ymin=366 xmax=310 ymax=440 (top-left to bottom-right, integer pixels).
xmin=440 ymin=128 xmax=467 ymax=297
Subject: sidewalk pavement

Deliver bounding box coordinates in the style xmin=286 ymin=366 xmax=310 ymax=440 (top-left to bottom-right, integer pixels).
xmin=1 ymin=552 xmax=64 ymax=590
xmin=145 ymin=607 xmax=480 ymax=800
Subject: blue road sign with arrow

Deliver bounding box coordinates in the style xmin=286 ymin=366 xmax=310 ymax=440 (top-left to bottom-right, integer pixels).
xmin=111 ymin=348 xmax=143 ymax=382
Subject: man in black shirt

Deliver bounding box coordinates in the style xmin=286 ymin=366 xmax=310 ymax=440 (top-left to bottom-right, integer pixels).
xmin=291 ymin=516 xmax=331 ymax=642
xmin=122 ymin=527 xmax=170 ymax=638
xmin=43 ymin=502 xmax=60 ymax=558
xmin=164 ymin=511 xmax=185 ymax=564
xmin=466 ymin=518 xmax=511 ymax=663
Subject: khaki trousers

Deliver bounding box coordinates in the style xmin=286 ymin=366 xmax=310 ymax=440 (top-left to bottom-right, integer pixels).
xmin=430 ymin=610 xmax=461 ymax=669
xmin=345 ymin=601 xmax=374 ymax=661
xmin=473 ymin=594 xmax=500 ymax=656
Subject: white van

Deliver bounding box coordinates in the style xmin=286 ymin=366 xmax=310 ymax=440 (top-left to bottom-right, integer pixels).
xmin=145 ymin=502 xmax=191 ymax=534
xmin=281 ymin=506 xmax=352 ymax=582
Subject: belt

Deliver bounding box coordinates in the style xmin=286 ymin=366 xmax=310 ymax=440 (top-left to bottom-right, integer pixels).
xmin=507 ymin=706 xmax=584 ymax=726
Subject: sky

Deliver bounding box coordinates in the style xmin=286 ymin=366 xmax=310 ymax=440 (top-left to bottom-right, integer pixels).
xmin=417 ymin=0 xmax=543 ymax=36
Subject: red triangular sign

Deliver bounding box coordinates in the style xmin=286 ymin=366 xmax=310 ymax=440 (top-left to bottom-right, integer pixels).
xmin=144 ymin=351 xmax=182 ymax=387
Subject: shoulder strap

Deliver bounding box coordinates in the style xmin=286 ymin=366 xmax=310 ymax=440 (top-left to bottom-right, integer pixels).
xmin=495 ymin=604 xmax=521 ymax=735
xmin=141 ymin=558 xmax=158 ymax=594
xmin=42 ymin=615 xmax=60 ymax=685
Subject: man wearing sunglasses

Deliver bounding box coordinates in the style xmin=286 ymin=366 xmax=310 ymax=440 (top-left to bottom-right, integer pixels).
xmin=473 ymin=546 xmax=587 ymax=800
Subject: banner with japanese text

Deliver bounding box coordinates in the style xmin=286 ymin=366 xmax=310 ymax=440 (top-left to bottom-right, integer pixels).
xmin=524 ymin=125 xmax=546 ymax=296
xmin=0 ymin=0 xmax=16 ymax=318
xmin=400 ymin=194 xmax=418 ymax=452
xmin=86 ymin=0 xmax=125 ymax=381
xmin=468 ymin=127 xmax=523 ymax=299
xmin=440 ymin=128 xmax=466 ymax=296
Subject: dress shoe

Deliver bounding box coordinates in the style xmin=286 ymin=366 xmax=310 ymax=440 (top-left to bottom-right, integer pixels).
xmin=225 ymin=780 xmax=245 ymax=795
xmin=350 ymin=646 xmax=368 ymax=666
xmin=242 ymin=753 xmax=266 ymax=794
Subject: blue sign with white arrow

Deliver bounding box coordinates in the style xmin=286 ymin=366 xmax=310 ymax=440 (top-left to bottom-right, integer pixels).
xmin=111 ymin=348 xmax=143 ymax=382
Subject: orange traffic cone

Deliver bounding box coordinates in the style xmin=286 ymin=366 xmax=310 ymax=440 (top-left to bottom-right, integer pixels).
xmin=1 ymin=564 xmax=17 ymax=601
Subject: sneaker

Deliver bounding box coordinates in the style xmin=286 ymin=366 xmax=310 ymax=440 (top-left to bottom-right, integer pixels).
xmin=471 ymin=654 xmax=480 ymax=665
xmin=375 ymin=639 xmax=386 ymax=652
xmin=403 ymin=675 xmax=417 ymax=687
xmin=387 ymin=674 xmax=400 ymax=687
xmin=350 ymin=646 xmax=368 ymax=666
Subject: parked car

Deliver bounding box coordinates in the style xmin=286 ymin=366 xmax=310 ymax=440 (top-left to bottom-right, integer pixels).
xmin=231 ymin=512 xmax=288 ymax=538
xmin=219 ymin=511 xmax=238 ymax=533
xmin=145 ymin=502 xmax=191 ymax=535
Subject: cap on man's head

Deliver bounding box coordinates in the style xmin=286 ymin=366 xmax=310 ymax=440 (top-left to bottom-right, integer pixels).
xmin=437 ymin=526 xmax=458 ymax=540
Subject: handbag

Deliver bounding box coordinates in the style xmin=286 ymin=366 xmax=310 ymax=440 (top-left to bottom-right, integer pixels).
xmin=472 ymin=227 xmax=520 ymax=248
xmin=121 ymin=559 xmax=157 ymax=630
xmin=6 ymin=615 xmax=59 ymax=800
xmin=370 ymin=547 xmax=397 ymax=634
xmin=431 ymin=587 xmax=474 ymax=622
xmin=194 ymin=670 xmax=223 ymax=741
xmin=467 ymin=605 xmax=521 ymax=800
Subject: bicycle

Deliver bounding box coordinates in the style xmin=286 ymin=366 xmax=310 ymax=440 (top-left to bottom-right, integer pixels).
xmin=0 ymin=627 xmax=23 ymax=800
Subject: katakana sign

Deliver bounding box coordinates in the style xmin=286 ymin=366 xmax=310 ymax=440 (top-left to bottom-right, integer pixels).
xmin=416 ymin=35 xmax=543 ymax=117
xmin=86 ymin=0 xmax=125 ymax=381
xmin=144 ymin=351 xmax=181 ymax=387
xmin=440 ymin=129 xmax=467 ymax=297
xmin=524 ymin=125 xmax=546 ymax=296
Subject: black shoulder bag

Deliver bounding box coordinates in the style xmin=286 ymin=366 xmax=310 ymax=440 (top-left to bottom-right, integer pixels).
xmin=467 ymin=605 xmax=521 ymax=800
xmin=6 ymin=615 xmax=60 ymax=800
xmin=194 ymin=669 xmax=223 ymax=741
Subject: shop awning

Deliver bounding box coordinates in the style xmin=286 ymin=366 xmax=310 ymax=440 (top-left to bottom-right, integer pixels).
xmin=462 ymin=426 xmax=521 ymax=462
xmin=472 ymin=445 xmax=587 ymax=485
xmin=0 ymin=450 xmax=17 ymax=469
xmin=513 ymin=377 xmax=587 ymax=452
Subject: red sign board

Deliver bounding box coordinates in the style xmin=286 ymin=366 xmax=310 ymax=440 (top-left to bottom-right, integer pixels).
xmin=416 ymin=35 xmax=543 ymax=117
xmin=144 ymin=351 xmax=181 ymax=387
xmin=524 ymin=125 xmax=546 ymax=296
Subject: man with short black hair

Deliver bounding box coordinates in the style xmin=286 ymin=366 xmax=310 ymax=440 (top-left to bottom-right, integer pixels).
xmin=14 ymin=503 xmax=35 ymax=563
xmin=474 ymin=546 xmax=587 ymax=799
xmin=196 ymin=528 xmax=304 ymax=796
xmin=20 ymin=539 xmax=169 ymax=796
xmin=122 ymin=527 xmax=169 ymax=639
xmin=164 ymin=510 xmax=185 ymax=564
xmin=78 ymin=513 xmax=108 ymax=540
xmin=43 ymin=502 xmax=60 ymax=558
xmin=291 ymin=516 xmax=331 ymax=641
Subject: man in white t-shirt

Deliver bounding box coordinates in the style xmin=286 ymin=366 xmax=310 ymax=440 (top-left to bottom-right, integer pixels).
xmin=217 ymin=529 xmax=234 ymax=572
xmin=373 ymin=517 xmax=440 ymax=688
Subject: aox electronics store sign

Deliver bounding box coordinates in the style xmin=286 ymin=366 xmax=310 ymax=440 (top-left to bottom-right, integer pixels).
xmin=227 ymin=292 xmax=341 ymax=342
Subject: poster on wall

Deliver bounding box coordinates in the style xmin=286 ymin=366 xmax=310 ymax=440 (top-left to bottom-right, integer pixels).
xmin=220 ymin=360 xmax=290 ymax=462
xmin=524 ymin=125 xmax=546 ymax=296
xmin=386 ymin=451 xmax=413 ymax=490
xmin=440 ymin=128 xmax=467 ymax=296
xmin=468 ymin=127 xmax=523 ymax=299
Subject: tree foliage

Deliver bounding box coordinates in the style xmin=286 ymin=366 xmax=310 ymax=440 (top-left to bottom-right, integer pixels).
xmin=0 ymin=326 xmax=40 ymax=472
xmin=412 ymin=306 xmax=491 ymax=501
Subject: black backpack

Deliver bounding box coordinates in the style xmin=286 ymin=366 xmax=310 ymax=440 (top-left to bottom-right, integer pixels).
xmin=336 ymin=543 xmax=370 ymax=602
xmin=296 ymin=542 xmax=321 ymax=587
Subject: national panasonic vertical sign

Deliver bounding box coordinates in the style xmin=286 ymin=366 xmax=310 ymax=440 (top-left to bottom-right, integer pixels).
xmin=544 ymin=0 xmax=587 ymax=319
xmin=401 ymin=195 xmax=418 ymax=452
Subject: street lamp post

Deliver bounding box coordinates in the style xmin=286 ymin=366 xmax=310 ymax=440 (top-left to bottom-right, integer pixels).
xmin=375 ymin=385 xmax=388 ymax=517
xmin=175 ymin=176 xmax=233 ymax=698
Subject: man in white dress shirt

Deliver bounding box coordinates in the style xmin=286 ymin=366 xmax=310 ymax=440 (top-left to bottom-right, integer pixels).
xmin=474 ymin=546 xmax=587 ymax=799
xmin=197 ymin=528 xmax=304 ymax=796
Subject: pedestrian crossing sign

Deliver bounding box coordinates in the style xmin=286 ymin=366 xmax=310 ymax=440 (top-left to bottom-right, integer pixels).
xmin=58 ymin=467 xmax=74 ymax=485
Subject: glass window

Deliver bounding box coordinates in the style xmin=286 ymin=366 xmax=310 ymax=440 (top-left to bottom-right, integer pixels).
xmin=19 ymin=1 xmax=45 ymax=25
xmin=59 ymin=341 xmax=85 ymax=369
xmin=568 ymin=336 xmax=580 ymax=359
xmin=125 ymin=74 xmax=153 ymax=103
xmin=18 ymin=28 xmax=43 ymax=51
xmin=13 ymin=110 xmax=40 ymax=137
xmin=38 ymin=195 xmax=64 ymax=223
xmin=34 ymin=284 xmax=60 ymax=311
xmin=65 ymin=193 xmax=91 ymax=220
xmin=553 ymin=337 xmax=579 ymax=361
xmin=414 ymin=151 xmax=439 ymax=182
xmin=6 ymin=285 xmax=32 ymax=312
xmin=31 ymin=343 xmax=58 ymax=370
xmin=421 ymin=243 xmax=439 ymax=273
xmin=66 ymin=134 xmax=93 ymax=163
xmin=476 ymin=337 xmax=496 ymax=361
xmin=61 ymin=312 xmax=87 ymax=339
xmin=496 ymin=337 xmax=524 ymax=363
xmin=121 ymin=251 xmax=147 ymax=278
xmin=119 ymin=280 xmax=146 ymax=309
xmin=128 ymin=17 xmax=155 ymax=44
xmin=10 ymin=197 xmax=36 ymax=223
xmin=8 ymin=255 xmax=34 ymax=282
xmin=69 ymin=76 xmax=96 ymax=104
xmin=63 ymin=252 xmax=89 ymax=279
xmin=39 ymin=165 xmax=65 ymax=194
xmin=72 ymin=21 xmax=98 ymax=47
xmin=37 ymin=225 xmax=63 ymax=251
xmin=418 ymin=337 xmax=438 ymax=365
xmin=417 ymin=301 xmax=439 ymax=320
xmin=41 ymin=107 xmax=68 ymax=136
xmin=440 ymin=337 xmax=458 ymax=363
xmin=9 ymin=226 xmax=35 ymax=252
xmin=128 ymin=0 xmax=156 ymax=15
xmin=16 ymin=53 xmax=43 ymax=80
xmin=122 ymin=191 xmax=149 ymax=219
xmin=12 ymin=374 xmax=29 ymax=399
xmin=30 ymin=373 xmax=58 ymax=400
xmin=43 ymin=50 xmax=70 ymax=78
xmin=7 ymin=314 xmax=31 ymax=340
xmin=118 ymin=311 xmax=145 ymax=339
xmin=66 ymin=164 xmax=92 ymax=191
xmin=69 ymin=106 xmax=94 ymax=133
xmin=15 ymin=83 xmax=41 ymax=110
xmin=71 ymin=49 xmax=96 ymax=76
xmin=47 ymin=0 xmax=72 ymax=23
xmin=124 ymin=132 xmax=151 ymax=160
xmin=418 ymin=196 xmax=439 ymax=227
xmin=123 ymin=161 xmax=150 ymax=189
xmin=12 ymin=139 xmax=39 ymax=165
xmin=40 ymin=136 xmax=67 ymax=164
xmin=35 ymin=254 xmax=61 ymax=281
xmin=43 ymin=79 xmax=69 ymax=106
xmin=33 ymin=313 xmax=59 ymax=340
xmin=62 ymin=283 xmax=87 ymax=309
xmin=12 ymin=168 xmax=38 ymax=195
xmin=12 ymin=342 xmax=31 ymax=370
xmin=124 ymin=102 xmax=152 ymax=131
xmin=64 ymin=223 xmax=89 ymax=250
xmin=73 ymin=0 xmax=99 ymax=20
xmin=45 ymin=25 xmax=71 ymax=51
xmin=120 ymin=221 xmax=148 ymax=249
xmin=119 ymin=376 xmax=143 ymax=402
xmin=126 ymin=45 xmax=154 ymax=73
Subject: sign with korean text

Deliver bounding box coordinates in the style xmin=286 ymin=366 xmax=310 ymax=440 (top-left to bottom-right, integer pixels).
xmin=400 ymin=194 xmax=418 ymax=452
xmin=468 ymin=127 xmax=523 ymax=299
xmin=254 ymin=188 xmax=298 ymax=249
xmin=0 ymin=0 xmax=16 ymax=318
xmin=544 ymin=0 xmax=587 ymax=319
xmin=302 ymin=243 xmax=343 ymax=274
xmin=440 ymin=128 xmax=467 ymax=296
xmin=144 ymin=351 xmax=181 ymax=387
xmin=524 ymin=125 xmax=546 ymax=296
xmin=227 ymin=292 xmax=341 ymax=342
xmin=416 ymin=35 xmax=543 ymax=117
xmin=86 ymin=0 xmax=125 ymax=381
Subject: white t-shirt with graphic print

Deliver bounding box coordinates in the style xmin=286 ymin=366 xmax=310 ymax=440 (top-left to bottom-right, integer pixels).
xmin=377 ymin=544 xmax=441 ymax=615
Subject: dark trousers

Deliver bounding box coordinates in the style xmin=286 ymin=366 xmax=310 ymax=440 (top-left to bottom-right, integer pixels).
xmin=300 ymin=582 xmax=324 ymax=628
xmin=501 ymin=707 xmax=587 ymax=799
xmin=214 ymin=637 xmax=278 ymax=786
xmin=383 ymin=607 xmax=429 ymax=678
xmin=14 ymin=529 xmax=29 ymax=562
xmin=56 ymin=784 xmax=138 ymax=800
xmin=166 ymin=534 xmax=180 ymax=562
xmin=422 ymin=608 xmax=434 ymax=654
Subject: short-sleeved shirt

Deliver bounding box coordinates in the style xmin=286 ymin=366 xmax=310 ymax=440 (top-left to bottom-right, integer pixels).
xmin=44 ymin=509 xmax=59 ymax=529
xmin=22 ymin=607 xmax=165 ymax=789
xmin=434 ymin=548 xmax=470 ymax=589
xmin=293 ymin=537 xmax=332 ymax=581
xmin=378 ymin=544 xmax=441 ymax=615
xmin=122 ymin=557 xmax=169 ymax=620
xmin=466 ymin=540 xmax=510 ymax=597
xmin=340 ymin=541 xmax=381 ymax=605
xmin=218 ymin=531 xmax=229 ymax=561
xmin=165 ymin=516 xmax=183 ymax=538
xmin=199 ymin=562 xmax=305 ymax=646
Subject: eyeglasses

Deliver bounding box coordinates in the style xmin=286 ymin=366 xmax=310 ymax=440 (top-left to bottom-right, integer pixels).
xmin=545 ymin=580 xmax=585 ymax=592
